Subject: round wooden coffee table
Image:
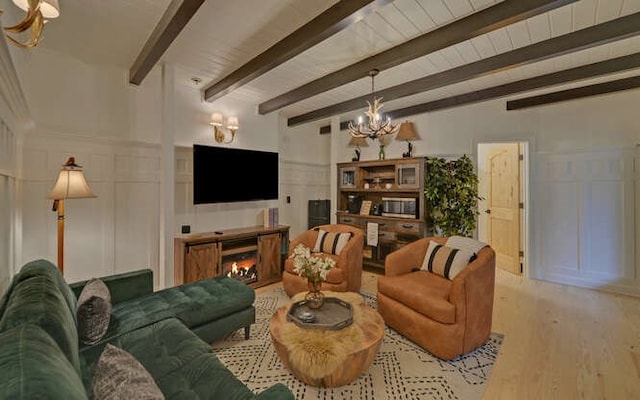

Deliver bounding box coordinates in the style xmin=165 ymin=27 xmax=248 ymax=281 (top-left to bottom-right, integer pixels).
xmin=269 ymin=293 xmax=385 ymax=387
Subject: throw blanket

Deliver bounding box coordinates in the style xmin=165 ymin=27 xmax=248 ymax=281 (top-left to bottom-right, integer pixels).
xmin=446 ymin=236 xmax=488 ymax=254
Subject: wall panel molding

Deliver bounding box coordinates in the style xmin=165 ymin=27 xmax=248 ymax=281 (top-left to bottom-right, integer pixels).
xmin=20 ymin=134 xmax=162 ymax=285
xmin=534 ymin=148 xmax=638 ymax=296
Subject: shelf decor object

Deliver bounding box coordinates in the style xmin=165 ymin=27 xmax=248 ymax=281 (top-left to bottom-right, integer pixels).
xmin=210 ymin=112 xmax=239 ymax=143
xmin=47 ymin=157 xmax=96 ymax=274
xmin=2 ymin=0 xmax=60 ymax=48
xmin=396 ymin=121 xmax=420 ymax=158
xmin=347 ymin=136 xmax=368 ymax=161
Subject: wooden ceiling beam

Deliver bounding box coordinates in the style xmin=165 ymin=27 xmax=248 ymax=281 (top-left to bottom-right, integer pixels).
xmin=506 ymin=75 xmax=640 ymax=110
xmin=292 ymin=11 xmax=640 ymax=127
xmin=203 ymin=0 xmax=393 ymax=103
xmin=318 ymin=53 xmax=640 ymax=132
xmin=260 ymin=0 xmax=578 ymax=114
xmin=129 ymin=0 xmax=206 ymax=86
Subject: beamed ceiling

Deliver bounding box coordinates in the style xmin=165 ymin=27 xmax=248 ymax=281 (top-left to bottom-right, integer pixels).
xmin=16 ymin=0 xmax=640 ymax=132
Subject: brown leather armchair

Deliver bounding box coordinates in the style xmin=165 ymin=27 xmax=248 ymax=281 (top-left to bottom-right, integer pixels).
xmin=282 ymin=224 xmax=364 ymax=297
xmin=377 ymin=236 xmax=496 ymax=360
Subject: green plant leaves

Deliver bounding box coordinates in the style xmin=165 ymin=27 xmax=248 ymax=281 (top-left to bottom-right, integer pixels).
xmin=424 ymin=155 xmax=482 ymax=237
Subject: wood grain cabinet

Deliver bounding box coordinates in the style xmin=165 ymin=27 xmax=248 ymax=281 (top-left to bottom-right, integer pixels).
xmin=175 ymin=225 xmax=289 ymax=288
xmin=258 ymin=232 xmax=282 ymax=284
xmin=183 ymin=241 xmax=221 ymax=283
xmin=336 ymin=157 xmax=427 ymax=270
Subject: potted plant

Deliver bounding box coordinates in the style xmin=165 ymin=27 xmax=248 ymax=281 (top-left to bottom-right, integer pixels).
xmin=424 ymin=155 xmax=482 ymax=237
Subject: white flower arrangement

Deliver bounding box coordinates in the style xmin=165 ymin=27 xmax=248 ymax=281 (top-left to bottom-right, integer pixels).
xmin=290 ymin=243 xmax=335 ymax=283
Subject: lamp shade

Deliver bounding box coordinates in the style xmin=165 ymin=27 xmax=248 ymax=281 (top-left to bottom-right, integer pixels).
xmin=348 ymin=136 xmax=369 ymax=147
xmin=226 ymin=116 xmax=239 ymax=130
xmin=210 ymin=112 xmax=223 ymax=127
xmin=395 ymin=121 xmax=420 ymax=141
xmin=47 ymin=158 xmax=96 ymax=200
xmin=12 ymin=0 xmax=60 ymax=18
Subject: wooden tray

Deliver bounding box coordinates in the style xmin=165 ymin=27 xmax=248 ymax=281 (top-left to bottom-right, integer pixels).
xmin=286 ymin=297 xmax=353 ymax=330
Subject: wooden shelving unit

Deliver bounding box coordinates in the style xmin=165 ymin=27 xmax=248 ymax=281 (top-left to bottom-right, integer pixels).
xmin=336 ymin=157 xmax=427 ymax=270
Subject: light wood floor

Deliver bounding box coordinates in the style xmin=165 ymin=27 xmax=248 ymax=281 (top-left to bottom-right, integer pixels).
xmin=258 ymin=269 xmax=640 ymax=399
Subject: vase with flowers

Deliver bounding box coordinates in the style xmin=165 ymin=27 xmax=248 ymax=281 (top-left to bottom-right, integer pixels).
xmin=290 ymin=243 xmax=336 ymax=309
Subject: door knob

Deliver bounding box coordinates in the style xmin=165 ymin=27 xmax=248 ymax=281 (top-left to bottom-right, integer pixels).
xmin=485 ymin=209 xmax=491 ymax=214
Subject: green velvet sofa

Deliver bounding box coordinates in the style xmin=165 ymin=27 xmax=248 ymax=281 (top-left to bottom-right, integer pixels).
xmin=0 ymin=259 xmax=294 ymax=399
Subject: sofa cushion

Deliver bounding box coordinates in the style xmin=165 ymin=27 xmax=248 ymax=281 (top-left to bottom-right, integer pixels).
xmin=152 ymin=276 xmax=255 ymax=328
xmin=93 ymin=344 xmax=164 ymax=400
xmin=16 ymin=259 xmax=78 ymax=320
xmin=313 ymin=229 xmax=352 ymax=255
xmin=421 ymin=240 xmax=475 ymax=280
xmin=80 ymin=317 xmax=213 ymax=392
xmin=0 ymin=325 xmax=88 ymax=400
xmin=378 ymin=271 xmax=455 ymax=324
xmin=77 ymin=278 xmax=112 ymax=345
xmin=156 ymin=353 xmax=256 ymax=399
xmin=0 ymin=272 xmax=81 ymax=374
xmin=80 ymin=276 xmax=254 ymax=352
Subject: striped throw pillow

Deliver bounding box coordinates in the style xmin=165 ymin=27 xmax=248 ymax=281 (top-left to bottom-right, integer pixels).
xmin=421 ymin=240 xmax=474 ymax=280
xmin=313 ymin=230 xmax=352 ymax=255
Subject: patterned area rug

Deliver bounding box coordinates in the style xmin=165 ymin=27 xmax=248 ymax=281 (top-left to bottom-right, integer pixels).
xmin=211 ymin=288 xmax=503 ymax=400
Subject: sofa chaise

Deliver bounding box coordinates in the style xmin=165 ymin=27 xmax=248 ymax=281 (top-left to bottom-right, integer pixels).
xmin=0 ymin=259 xmax=294 ymax=399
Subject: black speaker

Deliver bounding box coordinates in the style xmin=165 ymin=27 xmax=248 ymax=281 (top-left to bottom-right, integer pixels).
xmin=308 ymin=200 xmax=330 ymax=229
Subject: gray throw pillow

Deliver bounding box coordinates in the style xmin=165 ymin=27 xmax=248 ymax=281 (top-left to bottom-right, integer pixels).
xmin=76 ymin=278 xmax=111 ymax=345
xmin=93 ymin=344 xmax=164 ymax=400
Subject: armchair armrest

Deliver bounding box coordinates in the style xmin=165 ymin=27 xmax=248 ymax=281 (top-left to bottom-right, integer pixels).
xmin=70 ymin=268 xmax=154 ymax=305
xmin=449 ymin=246 xmax=496 ymax=334
xmin=288 ymin=229 xmax=319 ymax=253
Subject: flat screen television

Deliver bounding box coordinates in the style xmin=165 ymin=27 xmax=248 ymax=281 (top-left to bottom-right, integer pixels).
xmin=193 ymin=144 xmax=279 ymax=204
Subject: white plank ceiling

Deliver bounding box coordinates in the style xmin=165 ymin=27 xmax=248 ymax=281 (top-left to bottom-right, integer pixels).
xmin=4 ymin=0 xmax=640 ymax=128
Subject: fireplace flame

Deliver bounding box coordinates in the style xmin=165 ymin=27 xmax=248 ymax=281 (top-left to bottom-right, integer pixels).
xmin=224 ymin=258 xmax=258 ymax=284
xmin=227 ymin=262 xmax=252 ymax=278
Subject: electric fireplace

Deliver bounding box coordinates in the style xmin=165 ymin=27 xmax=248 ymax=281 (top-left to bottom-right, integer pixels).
xmin=221 ymin=244 xmax=258 ymax=285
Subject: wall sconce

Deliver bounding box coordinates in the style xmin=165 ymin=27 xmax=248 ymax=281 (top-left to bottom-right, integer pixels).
xmin=395 ymin=121 xmax=420 ymax=158
xmin=47 ymin=157 xmax=96 ymax=274
xmin=210 ymin=112 xmax=239 ymax=144
xmin=2 ymin=0 xmax=61 ymax=48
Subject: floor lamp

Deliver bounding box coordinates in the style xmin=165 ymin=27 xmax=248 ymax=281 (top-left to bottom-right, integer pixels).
xmin=47 ymin=157 xmax=96 ymax=274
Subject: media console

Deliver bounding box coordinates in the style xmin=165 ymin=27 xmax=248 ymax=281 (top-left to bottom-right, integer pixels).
xmin=174 ymin=225 xmax=290 ymax=288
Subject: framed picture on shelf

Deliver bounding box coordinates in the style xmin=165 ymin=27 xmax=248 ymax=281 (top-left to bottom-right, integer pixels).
xmin=360 ymin=200 xmax=372 ymax=215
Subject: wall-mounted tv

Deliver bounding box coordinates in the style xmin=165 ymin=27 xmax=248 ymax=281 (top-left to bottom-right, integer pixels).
xmin=193 ymin=144 xmax=279 ymax=204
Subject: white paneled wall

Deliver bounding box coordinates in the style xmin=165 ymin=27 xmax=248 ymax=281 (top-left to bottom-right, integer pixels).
xmin=0 ymin=120 xmax=16 ymax=292
xmin=20 ymin=134 xmax=161 ymax=287
xmin=534 ymin=148 xmax=638 ymax=296
xmin=280 ymin=160 xmax=332 ymax=238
